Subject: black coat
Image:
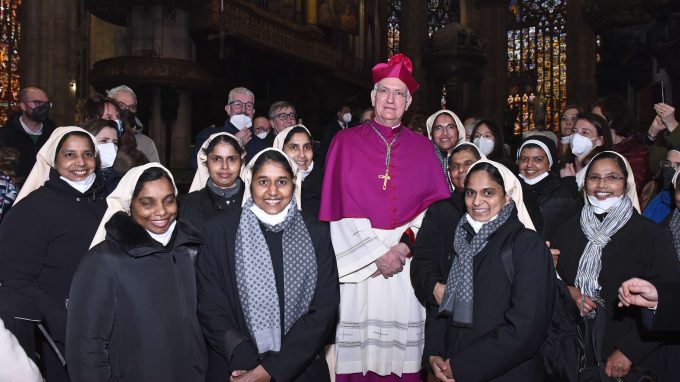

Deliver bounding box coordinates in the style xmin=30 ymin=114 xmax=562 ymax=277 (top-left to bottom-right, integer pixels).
xmin=0 ymin=112 xmax=56 ymax=182
xmin=411 ymin=197 xmax=463 ymax=306
xmin=66 ymin=212 xmax=207 ymax=382
xmin=520 ymin=172 xmax=580 ymax=241
xmin=649 ymin=282 xmax=680 ymax=332
xmin=424 ymin=213 xmax=556 ymax=382
xmin=554 ymin=211 xmax=680 ymax=365
xmin=301 ymin=162 xmax=323 ymax=219
xmin=0 ymin=170 xmax=106 ymax=348
xmin=179 ymin=180 xmax=245 ymax=232
xmin=196 ymin=208 xmax=339 ymax=382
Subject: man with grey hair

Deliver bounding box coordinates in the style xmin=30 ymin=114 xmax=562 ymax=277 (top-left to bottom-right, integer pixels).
xmin=107 ymin=85 xmax=160 ymax=163
xmin=192 ymin=87 xmax=266 ymax=167
xmin=268 ymin=100 xmax=297 ymax=135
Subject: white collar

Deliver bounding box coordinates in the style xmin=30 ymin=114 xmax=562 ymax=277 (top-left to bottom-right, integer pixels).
xmin=147 ymin=220 xmax=177 ymax=246
xmin=465 ymin=212 xmax=500 ymax=233
xmin=19 ymin=116 xmax=43 ymax=135
xmin=60 ymin=173 xmax=96 ymax=194
xmin=250 ymin=202 xmax=292 ymax=226
xmin=299 ymin=161 xmax=314 ymax=182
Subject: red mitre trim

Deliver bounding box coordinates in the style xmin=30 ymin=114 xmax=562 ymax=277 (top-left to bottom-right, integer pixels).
xmin=371 ymin=53 xmax=420 ymax=95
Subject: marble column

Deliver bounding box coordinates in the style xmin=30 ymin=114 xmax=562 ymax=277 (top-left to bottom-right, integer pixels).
xmin=566 ymin=0 xmax=597 ymax=108
xmin=473 ymin=0 xmax=508 ymax=129
xmin=20 ymin=0 xmax=79 ymax=125
xmin=170 ymin=91 xmax=191 ymax=168
xmin=398 ymin=0 xmax=429 ymax=111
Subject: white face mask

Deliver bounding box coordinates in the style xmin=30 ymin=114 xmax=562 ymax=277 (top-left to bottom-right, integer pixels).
xmin=570 ymin=134 xmax=595 ymax=157
xmin=473 ymin=137 xmax=495 ymax=156
xmin=60 ymin=172 xmax=96 ymax=194
xmin=230 ymin=114 xmax=252 ymax=131
xmin=519 ymin=172 xmax=549 ymax=185
xmin=587 ymin=194 xmax=623 ymax=214
xmin=256 ymin=132 xmax=268 ymax=140
xmin=342 ymin=112 xmax=352 ymax=123
xmin=97 ymin=142 xmax=118 ymax=168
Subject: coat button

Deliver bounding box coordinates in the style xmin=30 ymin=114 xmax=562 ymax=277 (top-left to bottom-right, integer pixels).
xmin=76 ymin=197 xmax=80 ymax=202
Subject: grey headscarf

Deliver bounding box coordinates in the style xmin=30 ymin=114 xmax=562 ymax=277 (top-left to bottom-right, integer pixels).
xmin=235 ymin=197 xmax=317 ymax=353
xmin=440 ymin=200 xmax=516 ymax=326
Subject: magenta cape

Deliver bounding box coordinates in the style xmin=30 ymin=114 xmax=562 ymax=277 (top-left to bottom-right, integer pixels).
xmin=319 ymin=121 xmax=450 ymax=229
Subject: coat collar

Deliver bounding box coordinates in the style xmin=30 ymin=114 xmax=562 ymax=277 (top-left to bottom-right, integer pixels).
xmin=105 ymin=211 xmax=201 ymax=258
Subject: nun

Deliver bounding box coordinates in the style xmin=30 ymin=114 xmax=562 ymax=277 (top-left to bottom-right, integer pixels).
xmin=554 ymin=151 xmax=680 ymax=380
xmin=273 ymin=124 xmax=324 ymax=217
xmin=181 ymin=132 xmax=246 ymax=230
xmin=423 ymin=159 xmax=555 ymax=382
xmin=66 ymin=163 xmax=207 ymax=382
xmin=196 ymin=148 xmax=339 ymax=382
xmin=425 ymin=110 xmax=467 ymax=193
xmin=0 ymin=126 xmax=107 ymax=382
xmin=516 ymin=135 xmax=580 ymax=240
xmin=411 ymin=141 xmax=484 ymax=307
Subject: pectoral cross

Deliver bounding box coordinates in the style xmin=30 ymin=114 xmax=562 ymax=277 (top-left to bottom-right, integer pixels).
xmin=379 ymin=168 xmax=391 ymax=190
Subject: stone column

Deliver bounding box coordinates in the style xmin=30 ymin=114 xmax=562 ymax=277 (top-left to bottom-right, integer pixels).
xmin=148 ymin=88 xmax=167 ymax=163
xmin=473 ymin=0 xmax=508 ymax=129
xmin=566 ymin=0 xmax=597 ymax=107
xmin=20 ymin=0 xmax=79 ymax=125
xmin=398 ymin=0 xmax=429 ymax=111
xmin=170 ymin=91 xmax=192 ymax=168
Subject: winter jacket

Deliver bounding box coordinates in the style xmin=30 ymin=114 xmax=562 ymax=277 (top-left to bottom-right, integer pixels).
xmin=0 ymin=112 xmax=56 ymax=183
xmin=0 ymin=169 xmax=106 ymax=350
xmin=179 ymin=180 xmax=245 ymax=232
xmin=66 ymin=212 xmax=207 ymax=382
xmin=424 ymin=212 xmax=556 ymax=382
xmin=301 ymin=162 xmax=324 ymax=219
xmin=554 ymin=211 xmax=680 ymax=365
xmin=520 ymin=172 xmax=580 ymax=241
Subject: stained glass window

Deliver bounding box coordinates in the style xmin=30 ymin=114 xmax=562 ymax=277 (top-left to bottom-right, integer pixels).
xmin=507 ymin=0 xmax=567 ymax=134
xmin=387 ymin=0 xmax=401 ymax=58
xmin=0 ymin=0 xmax=21 ymax=125
xmin=427 ymin=0 xmax=456 ymax=39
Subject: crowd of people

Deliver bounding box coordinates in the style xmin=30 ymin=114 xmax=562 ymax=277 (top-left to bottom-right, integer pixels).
xmin=0 ymin=52 xmax=679 ymax=382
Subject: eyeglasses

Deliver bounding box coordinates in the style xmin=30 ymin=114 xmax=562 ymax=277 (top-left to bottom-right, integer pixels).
xmin=432 ymin=124 xmax=457 ymax=134
xmin=23 ymin=100 xmax=52 ymax=108
xmin=274 ymin=112 xmax=297 ymax=121
xmin=229 ymin=101 xmax=254 ymax=110
xmin=660 ymin=160 xmax=680 ymax=171
xmin=374 ymin=87 xmax=408 ymax=99
xmin=117 ymin=102 xmax=137 ymax=113
xmin=450 ymin=160 xmax=475 ymax=172
xmin=585 ymin=175 xmax=625 ymax=184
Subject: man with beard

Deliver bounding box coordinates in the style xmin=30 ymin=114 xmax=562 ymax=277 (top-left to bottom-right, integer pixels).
xmin=0 ymin=87 xmax=56 ymax=184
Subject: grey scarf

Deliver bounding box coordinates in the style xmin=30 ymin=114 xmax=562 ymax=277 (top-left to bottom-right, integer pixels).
xmin=576 ymin=195 xmax=633 ymax=318
xmin=235 ymin=197 xmax=317 ymax=353
xmin=669 ymin=208 xmax=680 ymax=261
xmin=207 ymin=177 xmax=241 ymax=199
xmin=440 ymin=200 xmax=516 ymax=326
xmin=434 ymin=145 xmax=454 ymax=193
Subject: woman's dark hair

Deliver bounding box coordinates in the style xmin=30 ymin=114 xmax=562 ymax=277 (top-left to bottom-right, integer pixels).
xmin=202 ymin=134 xmax=244 ymax=159
xmin=464 ymin=162 xmax=506 ymax=193
xmin=588 ymin=94 xmax=634 ymax=137
xmin=55 ymin=131 xmax=95 ymax=157
xmin=251 ymin=150 xmax=294 ymax=179
xmin=282 ymin=126 xmax=312 ymax=147
xmin=80 ymin=118 xmax=119 ymax=139
xmin=471 ymin=119 xmax=506 ymax=161
xmin=81 ymin=96 xmax=121 ymax=122
xmin=559 ymin=112 xmax=613 ymax=170
xmin=561 ymin=105 xmax=584 ymax=120
xmin=132 ymin=167 xmax=175 ymax=199
xmin=448 ymin=144 xmax=482 ymax=166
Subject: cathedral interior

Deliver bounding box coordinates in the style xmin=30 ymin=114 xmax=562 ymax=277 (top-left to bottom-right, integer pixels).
xmin=1 ymin=0 xmax=679 ymax=171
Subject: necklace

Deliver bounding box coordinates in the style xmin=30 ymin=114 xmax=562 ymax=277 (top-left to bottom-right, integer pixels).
xmin=369 ymin=121 xmax=401 ymax=190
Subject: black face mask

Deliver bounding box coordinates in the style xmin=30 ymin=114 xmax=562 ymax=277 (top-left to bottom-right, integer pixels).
xmin=662 ymin=166 xmax=675 ymax=190
xmin=120 ymin=109 xmax=137 ymax=127
xmin=30 ymin=104 xmax=50 ymax=123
